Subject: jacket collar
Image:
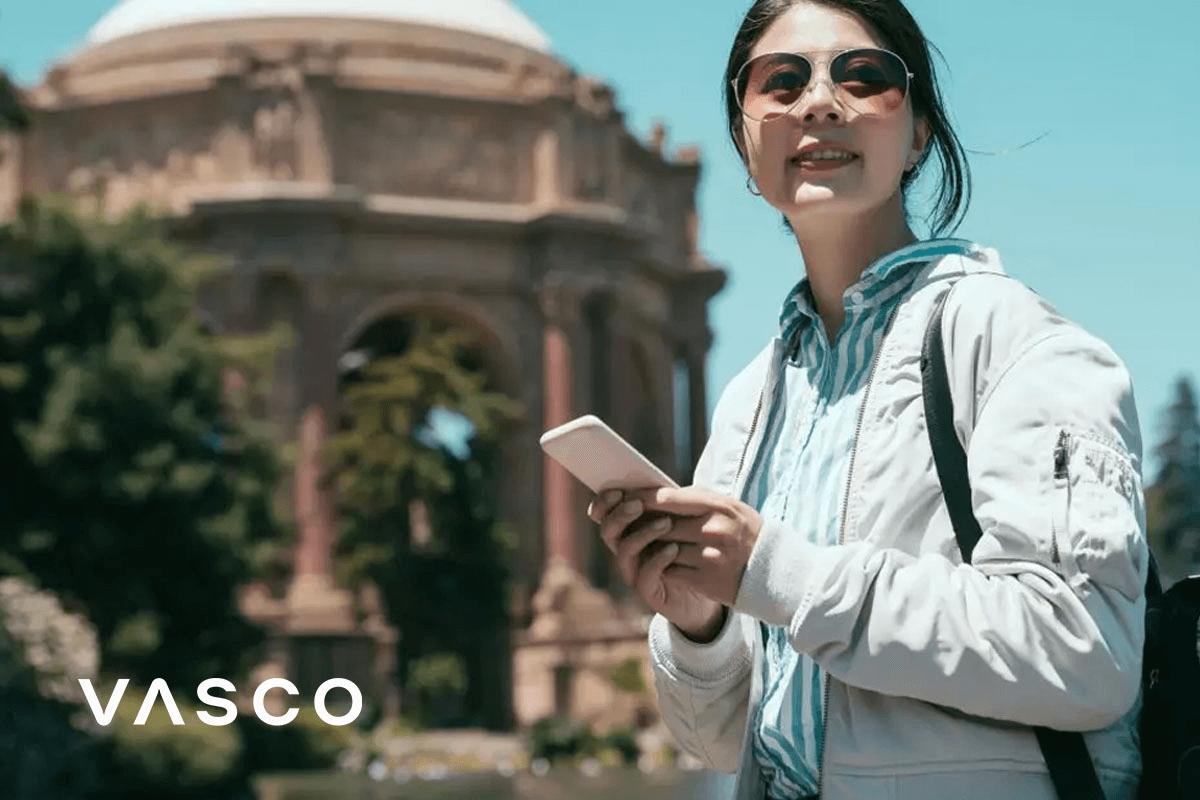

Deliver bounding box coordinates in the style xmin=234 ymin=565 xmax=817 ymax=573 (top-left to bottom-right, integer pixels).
xmin=778 ymin=238 xmax=982 ymax=343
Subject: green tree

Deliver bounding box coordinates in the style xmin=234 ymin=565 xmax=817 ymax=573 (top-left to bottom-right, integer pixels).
xmin=0 ymin=70 xmax=29 ymax=133
xmin=411 ymin=432 xmax=516 ymax=727
xmin=1149 ymin=376 xmax=1200 ymax=574
xmin=0 ymin=198 xmax=285 ymax=688
xmin=0 ymin=81 xmax=105 ymax=800
xmin=327 ymin=326 xmax=519 ymax=727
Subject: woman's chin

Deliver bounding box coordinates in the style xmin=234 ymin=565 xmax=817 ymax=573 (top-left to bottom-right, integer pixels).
xmin=778 ymin=187 xmax=851 ymax=218
xmin=790 ymin=185 xmax=838 ymax=204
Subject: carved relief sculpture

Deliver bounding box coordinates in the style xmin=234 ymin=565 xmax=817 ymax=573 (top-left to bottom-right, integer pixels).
xmin=340 ymin=102 xmax=522 ymax=202
xmin=251 ymin=92 xmax=300 ymax=181
xmin=47 ymin=106 xmax=219 ymax=216
xmin=573 ymin=121 xmax=610 ymax=201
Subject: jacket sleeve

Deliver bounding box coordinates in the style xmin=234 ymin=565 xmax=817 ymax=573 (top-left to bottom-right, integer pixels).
xmin=733 ymin=316 xmax=1148 ymax=731
xmin=648 ymin=608 xmax=755 ymax=772
xmin=645 ymin=351 xmax=770 ymax=772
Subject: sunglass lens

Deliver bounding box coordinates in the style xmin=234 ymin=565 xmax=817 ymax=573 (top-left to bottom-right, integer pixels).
xmin=737 ymin=54 xmax=812 ymax=121
xmin=830 ymin=49 xmax=908 ymax=114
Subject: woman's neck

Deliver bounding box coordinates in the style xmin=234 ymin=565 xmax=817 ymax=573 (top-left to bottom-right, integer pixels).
xmin=789 ymin=195 xmax=916 ymax=342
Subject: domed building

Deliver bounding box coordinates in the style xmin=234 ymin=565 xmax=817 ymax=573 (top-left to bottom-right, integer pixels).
xmin=1 ymin=0 xmax=725 ymax=729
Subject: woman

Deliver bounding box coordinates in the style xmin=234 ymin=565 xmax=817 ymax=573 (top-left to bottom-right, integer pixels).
xmin=587 ymin=1 xmax=1147 ymax=799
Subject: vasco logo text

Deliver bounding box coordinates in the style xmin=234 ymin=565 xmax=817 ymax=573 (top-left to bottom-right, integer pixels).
xmin=78 ymin=678 xmax=363 ymax=727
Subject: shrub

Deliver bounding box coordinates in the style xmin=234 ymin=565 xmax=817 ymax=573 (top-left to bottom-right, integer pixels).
xmin=528 ymin=716 xmax=597 ymax=763
xmin=406 ymin=651 xmax=468 ymax=727
xmin=0 ymin=578 xmax=102 ymax=800
xmin=601 ymin=725 xmax=640 ymax=766
xmin=92 ymin=696 xmax=354 ymax=796
xmin=0 ymin=685 xmax=100 ymax=800
xmin=607 ymin=656 xmax=648 ymax=696
xmin=0 ymin=578 xmax=100 ymax=704
xmin=237 ymin=705 xmax=354 ymax=775
xmin=92 ymin=687 xmax=243 ymax=798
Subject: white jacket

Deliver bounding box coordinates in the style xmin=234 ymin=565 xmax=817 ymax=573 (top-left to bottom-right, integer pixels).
xmin=649 ymin=245 xmax=1147 ymax=800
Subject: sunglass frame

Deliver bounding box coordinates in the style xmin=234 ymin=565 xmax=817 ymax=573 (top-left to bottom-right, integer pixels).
xmin=732 ymin=47 xmax=915 ymax=121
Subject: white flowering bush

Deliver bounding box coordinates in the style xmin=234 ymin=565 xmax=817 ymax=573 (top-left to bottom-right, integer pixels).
xmin=0 ymin=577 xmax=100 ymax=701
xmin=0 ymin=577 xmax=102 ymax=799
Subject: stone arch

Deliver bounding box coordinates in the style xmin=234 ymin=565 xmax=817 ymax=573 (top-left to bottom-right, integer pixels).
xmin=335 ymin=292 xmax=525 ymax=731
xmin=339 ymin=292 xmax=521 ymax=401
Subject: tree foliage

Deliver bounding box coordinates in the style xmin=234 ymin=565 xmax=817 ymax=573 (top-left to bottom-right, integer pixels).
xmin=0 ymin=70 xmax=29 ymax=134
xmin=328 ymin=329 xmax=518 ymax=515
xmin=0 ymin=198 xmax=285 ymax=687
xmin=1149 ymin=375 xmax=1200 ymax=571
xmin=327 ymin=326 xmax=520 ymax=726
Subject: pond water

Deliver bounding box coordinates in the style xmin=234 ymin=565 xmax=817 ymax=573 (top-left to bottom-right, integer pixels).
xmin=257 ymin=767 xmax=736 ymax=800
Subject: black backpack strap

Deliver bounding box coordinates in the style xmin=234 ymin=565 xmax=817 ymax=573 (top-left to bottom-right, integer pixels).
xmin=920 ymin=285 xmax=1107 ymax=800
xmin=920 ymin=288 xmax=983 ymax=562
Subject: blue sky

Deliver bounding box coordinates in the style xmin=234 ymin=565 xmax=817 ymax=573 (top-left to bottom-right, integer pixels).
xmin=3 ymin=0 xmax=1199 ymax=478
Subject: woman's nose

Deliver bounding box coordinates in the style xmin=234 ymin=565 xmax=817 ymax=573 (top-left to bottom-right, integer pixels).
xmin=796 ymin=75 xmax=843 ymax=123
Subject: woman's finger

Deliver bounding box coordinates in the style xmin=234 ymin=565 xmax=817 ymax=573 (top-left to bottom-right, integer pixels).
xmin=670 ymin=540 xmax=719 ymax=569
xmin=635 ymin=540 xmax=680 ymax=607
xmin=587 ymin=489 xmax=624 ymax=524
xmin=616 ymin=515 xmax=672 ymax=585
xmin=661 ymin=514 xmax=712 ymax=545
xmin=598 ymin=497 xmax=645 ymax=552
xmin=630 ymin=486 xmax=729 ymax=518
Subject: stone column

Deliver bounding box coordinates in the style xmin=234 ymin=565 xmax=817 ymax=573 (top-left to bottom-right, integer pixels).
xmin=300 ymin=279 xmax=341 ymax=415
xmin=541 ymin=281 xmax=579 ymax=573
xmin=293 ymin=406 xmax=333 ymax=580
xmin=521 ymin=283 xmax=650 ymax=729
xmin=293 ymin=280 xmax=333 ymax=581
xmin=284 ymin=280 xmax=353 ymax=631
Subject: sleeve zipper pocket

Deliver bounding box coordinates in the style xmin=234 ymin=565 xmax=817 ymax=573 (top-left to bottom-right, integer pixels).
xmin=1050 ymin=430 xmax=1070 ymax=567
xmin=1054 ymin=429 xmax=1070 ymax=481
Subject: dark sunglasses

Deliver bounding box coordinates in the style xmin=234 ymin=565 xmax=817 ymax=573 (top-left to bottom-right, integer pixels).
xmin=733 ymin=48 xmax=913 ymax=121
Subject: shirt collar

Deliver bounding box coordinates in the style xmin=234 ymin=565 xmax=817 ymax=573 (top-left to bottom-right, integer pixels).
xmin=778 ymin=238 xmax=978 ymax=339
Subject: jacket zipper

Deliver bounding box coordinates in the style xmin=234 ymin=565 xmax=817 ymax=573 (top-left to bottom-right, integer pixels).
xmin=734 ymin=334 xmax=793 ymax=496
xmin=818 ymin=302 xmax=903 ymax=796
xmin=733 ymin=387 xmax=765 ymax=493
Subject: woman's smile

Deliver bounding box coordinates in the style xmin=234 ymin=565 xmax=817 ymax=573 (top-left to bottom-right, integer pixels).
xmin=793 ymin=151 xmax=859 ymax=171
xmin=788 ymin=142 xmax=860 ymax=175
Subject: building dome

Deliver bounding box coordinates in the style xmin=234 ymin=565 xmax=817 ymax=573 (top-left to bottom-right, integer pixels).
xmin=85 ymin=0 xmax=552 ymax=53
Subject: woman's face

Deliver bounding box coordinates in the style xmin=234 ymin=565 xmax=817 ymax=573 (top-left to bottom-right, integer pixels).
xmin=737 ymin=2 xmax=928 ymax=226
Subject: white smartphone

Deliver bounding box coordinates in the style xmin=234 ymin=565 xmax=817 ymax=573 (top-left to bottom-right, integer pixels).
xmin=539 ymin=414 xmax=679 ymax=495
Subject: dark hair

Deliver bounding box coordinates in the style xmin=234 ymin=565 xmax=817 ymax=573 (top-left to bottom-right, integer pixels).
xmin=723 ymin=0 xmax=971 ymax=237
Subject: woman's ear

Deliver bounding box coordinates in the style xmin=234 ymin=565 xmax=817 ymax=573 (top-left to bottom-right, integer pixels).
xmin=907 ymin=117 xmax=932 ymax=171
xmin=733 ymin=125 xmax=750 ymax=165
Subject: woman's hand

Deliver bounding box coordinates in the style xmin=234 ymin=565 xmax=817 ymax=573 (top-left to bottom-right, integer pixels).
xmin=635 ymin=486 xmax=762 ymax=607
xmin=588 ymin=489 xmax=726 ymax=641
xmin=589 ymin=486 xmax=762 ymax=639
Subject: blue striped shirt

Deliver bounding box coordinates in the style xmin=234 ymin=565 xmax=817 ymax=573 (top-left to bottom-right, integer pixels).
xmin=744 ymin=239 xmax=977 ymax=799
